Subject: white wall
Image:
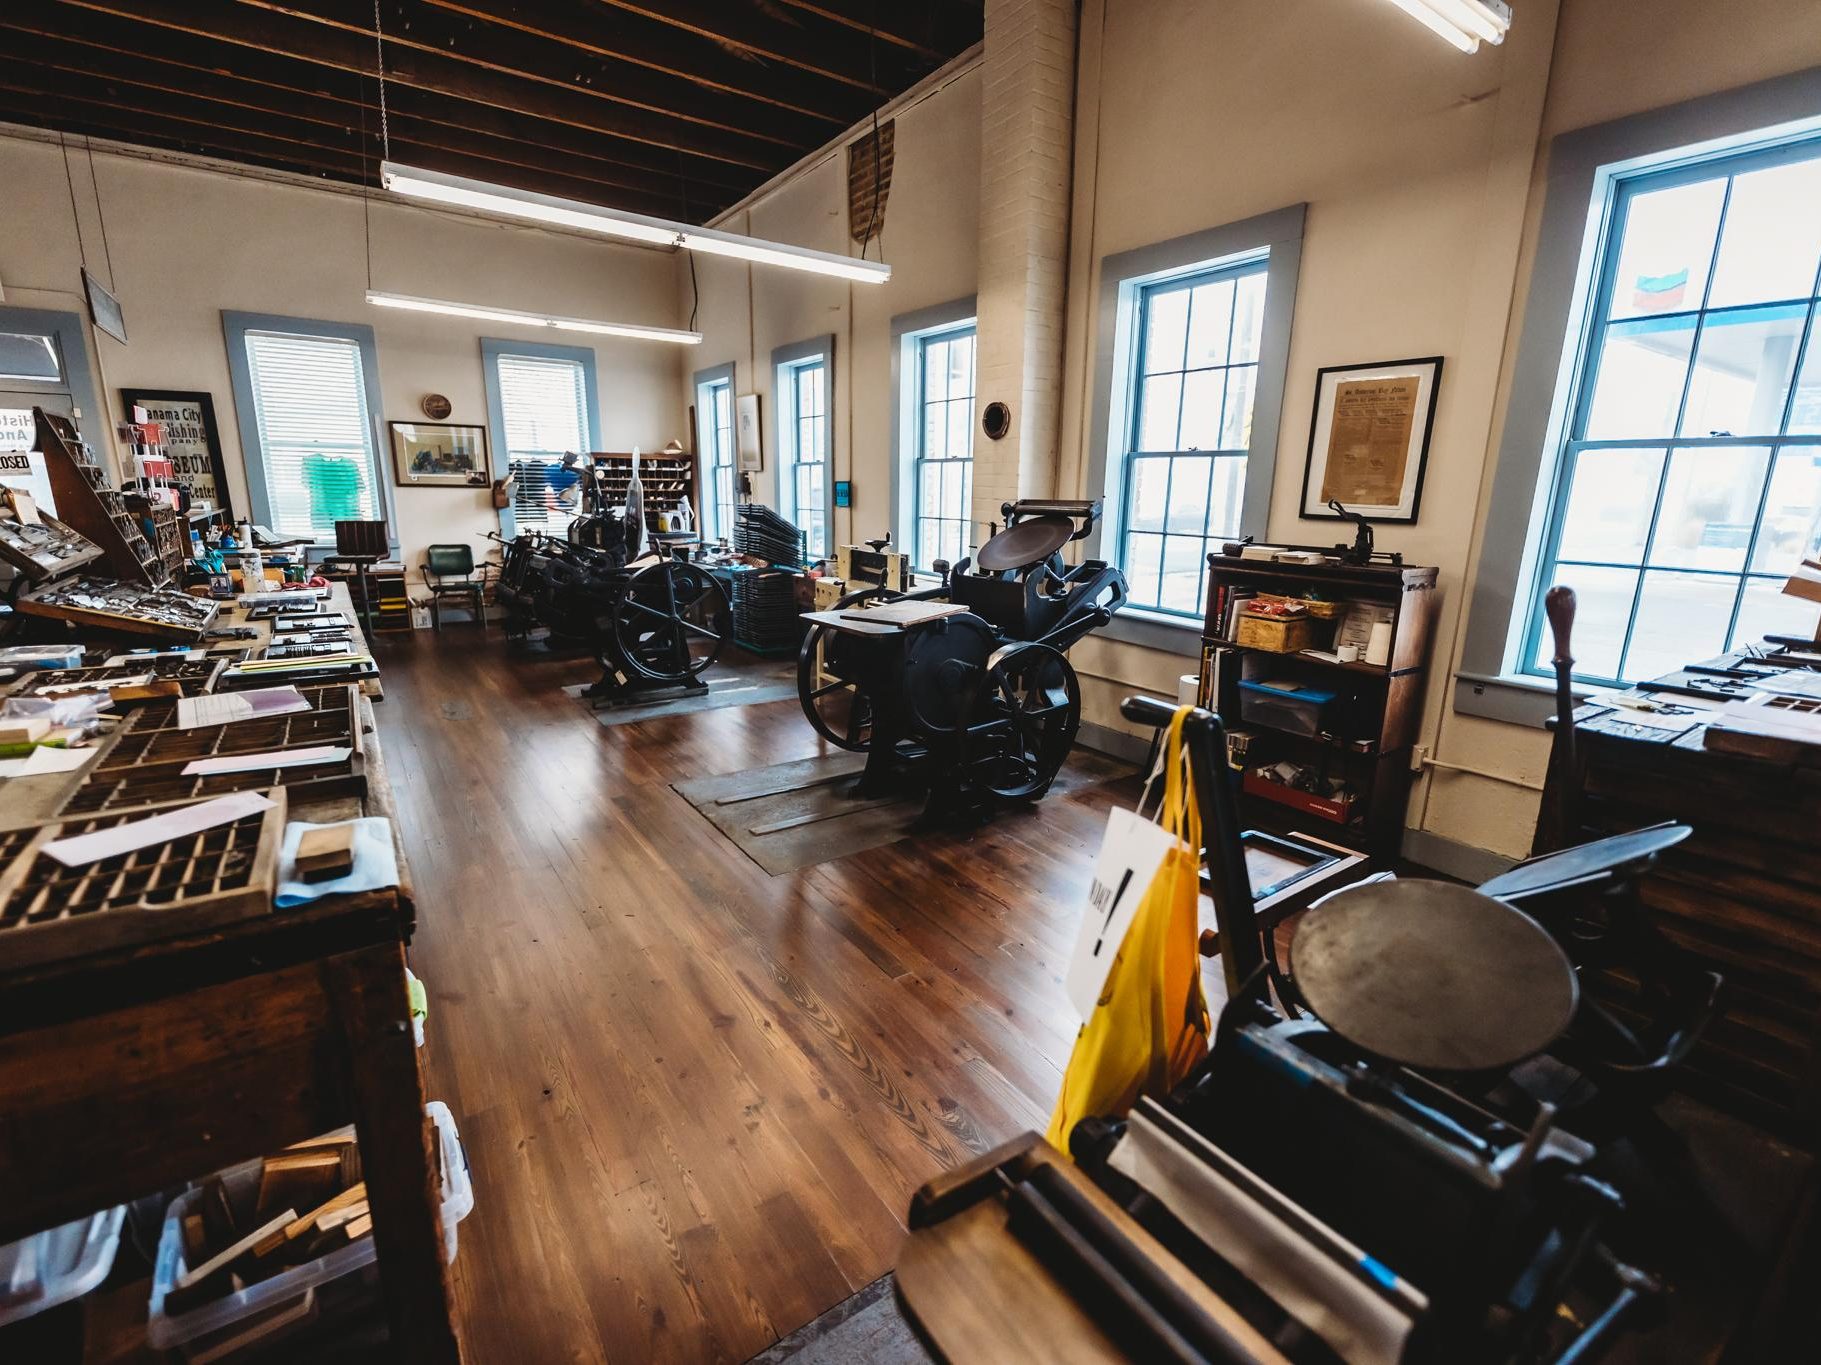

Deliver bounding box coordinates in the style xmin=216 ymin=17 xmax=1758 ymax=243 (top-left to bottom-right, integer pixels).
xmin=679 ymin=64 xmax=983 ymax=548
xmin=0 ymin=130 xmax=687 ymax=584
xmin=687 ymin=0 xmax=1821 ymax=861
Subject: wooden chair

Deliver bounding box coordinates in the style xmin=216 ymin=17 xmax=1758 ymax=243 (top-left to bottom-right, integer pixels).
xmin=420 ymin=543 xmax=487 ymax=630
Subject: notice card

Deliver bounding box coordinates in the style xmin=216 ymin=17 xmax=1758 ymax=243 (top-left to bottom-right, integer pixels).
xmin=42 ymin=791 xmax=275 ymax=867
xmin=176 ymin=687 xmax=310 ymax=731
xmin=1063 ymin=807 xmax=1178 ymax=1018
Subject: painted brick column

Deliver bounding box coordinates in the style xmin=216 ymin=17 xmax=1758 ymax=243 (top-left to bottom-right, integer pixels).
xmin=971 ymin=0 xmax=1078 ymax=535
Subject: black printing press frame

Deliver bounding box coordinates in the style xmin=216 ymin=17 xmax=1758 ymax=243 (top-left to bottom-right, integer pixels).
xmin=796 ymin=500 xmax=1127 ymax=820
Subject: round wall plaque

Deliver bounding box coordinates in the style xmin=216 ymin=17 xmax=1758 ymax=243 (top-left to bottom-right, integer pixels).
xmin=981 ymin=400 xmax=1011 ymax=441
xmin=420 ymin=393 xmax=453 ymax=420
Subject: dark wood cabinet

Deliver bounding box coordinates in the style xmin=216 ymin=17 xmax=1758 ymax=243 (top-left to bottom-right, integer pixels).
xmin=1200 ymin=554 xmax=1439 ymax=864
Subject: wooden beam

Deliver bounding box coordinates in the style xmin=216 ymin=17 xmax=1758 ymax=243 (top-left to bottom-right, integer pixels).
xmin=5 ymin=27 xmax=729 ymax=216
xmin=422 ymin=0 xmax=867 ymax=128
xmin=770 ymin=1 xmax=981 ymax=62
xmin=54 ymin=0 xmax=795 ymax=174
xmin=0 ymin=76 xmax=728 ymax=221
xmin=238 ymin=0 xmax=831 ymax=151
xmin=5 ymin=9 xmax=755 ymax=197
xmin=584 ymin=0 xmax=938 ymax=94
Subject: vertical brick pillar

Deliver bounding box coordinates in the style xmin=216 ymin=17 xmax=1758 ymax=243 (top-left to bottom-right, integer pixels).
xmin=971 ymin=0 xmax=1078 ymax=534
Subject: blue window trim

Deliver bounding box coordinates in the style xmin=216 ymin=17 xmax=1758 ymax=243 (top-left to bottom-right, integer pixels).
xmin=221 ymin=311 xmax=391 ymax=547
xmin=1085 ymin=204 xmax=1306 ymax=656
xmin=1457 ymin=65 xmax=1821 ymax=726
xmin=891 ymin=298 xmax=977 ymax=563
xmin=0 ymin=306 xmax=102 ymax=433
xmin=772 ymin=334 xmax=834 ymax=559
xmin=481 ymin=337 xmax=601 ymax=540
xmin=692 ymin=360 xmax=736 ymax=541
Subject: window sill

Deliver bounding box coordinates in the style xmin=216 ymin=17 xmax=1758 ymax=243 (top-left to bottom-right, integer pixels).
xmin=1099 ymin=608 xmax=1203 ymax=657
xmin=1452 ymin=669 xmax=1591 ymax=728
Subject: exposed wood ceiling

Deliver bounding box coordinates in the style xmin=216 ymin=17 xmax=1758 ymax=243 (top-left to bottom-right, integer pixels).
xmin=1 ymin=1 xmax=983 ymax=223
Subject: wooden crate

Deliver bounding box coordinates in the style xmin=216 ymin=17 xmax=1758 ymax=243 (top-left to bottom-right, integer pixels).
xmin=0 ymin=790 xmax=286 ymax=970
xmin=1233 ymin=611 xmax=1315 ymax=653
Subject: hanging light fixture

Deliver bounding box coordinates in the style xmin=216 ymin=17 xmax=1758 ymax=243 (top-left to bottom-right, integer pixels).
xmin=381 ymin=163 xmax=892 ymax=285
xmin=365 ymin=291 xmax=702 ymax=345
xmin=1382 ymin=0 xmax=1511 ymax=53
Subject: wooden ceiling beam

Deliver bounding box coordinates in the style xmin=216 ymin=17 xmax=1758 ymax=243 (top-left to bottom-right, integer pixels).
xmin=421 ymin=0 xmax=867 ymax=128
xmin=2 ymin=35 xmax=713 ymax=219
xmin=3 ymin=18 xmax=757 ymax=201
xmin=584 ymin=0 xmax=939 ymax=94
xmin=0 ymin=74 xmax=723 ymax=223
xmin=770 ymin=1 xmax=982 ymax=62
xmin=239 ymin=0 xmax=833 ymax=152
xmin=55 ymin=0 xmax=797 ymax=174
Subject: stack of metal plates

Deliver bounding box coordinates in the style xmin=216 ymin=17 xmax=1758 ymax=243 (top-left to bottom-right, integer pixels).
xmin=733 ymin=505 xmax=805 ymax=567
xmin=730 ymin=569 xmax=803 ymax=653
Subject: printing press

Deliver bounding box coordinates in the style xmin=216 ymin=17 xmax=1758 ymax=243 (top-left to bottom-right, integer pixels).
xmin=891 ymin=682 xmax=1740 ymax=1363
xmin=796 ymin=498 xmax=1127 ymax=819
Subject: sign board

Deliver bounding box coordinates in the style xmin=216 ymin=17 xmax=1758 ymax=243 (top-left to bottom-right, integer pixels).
xmin=0 ymin=408 xmax=56 ymax=513
xmin=120 ymin=389 xmax=233 ymax=518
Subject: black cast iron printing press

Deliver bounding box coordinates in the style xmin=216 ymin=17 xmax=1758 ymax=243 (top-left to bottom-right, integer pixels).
xmin=796 ymin=499 xmax=1128 ymax=818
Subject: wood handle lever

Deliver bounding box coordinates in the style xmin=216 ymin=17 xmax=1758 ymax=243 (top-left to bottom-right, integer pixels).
xmin=1545 ymin=585 xmax=1576 ymax=669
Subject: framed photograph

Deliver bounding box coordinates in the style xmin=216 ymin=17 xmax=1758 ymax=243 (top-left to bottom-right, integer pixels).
xmin=389 ymin=421 xmax=489 ymax=487
xmin=83 ymin=268 xmax=127 ymax=344
xmin=735 ymin=392 xmax=763 ymax=472
xmin=1299 ymin=356 xmax=1443 ymax=523
xmin=121 ymin=389 xmax=233 ymax=519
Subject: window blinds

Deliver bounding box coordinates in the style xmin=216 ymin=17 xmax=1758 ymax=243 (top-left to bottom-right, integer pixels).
xmin=497 ymin=354 xmax=588 ymax=530
xmin=243 ymin=331 xmax=380 ymax=542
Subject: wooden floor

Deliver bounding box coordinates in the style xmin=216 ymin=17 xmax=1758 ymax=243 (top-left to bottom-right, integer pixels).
xmin=373 ymin=628 xmax=1141 ymax=1364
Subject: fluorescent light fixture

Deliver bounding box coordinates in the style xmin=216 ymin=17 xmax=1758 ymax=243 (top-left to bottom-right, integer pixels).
xmin=365 ymin=291 xmax=701 ymax=345
xmin=381 ymin=162 xmax=891 ymax=285
xmin=1383 ymin=0 xmax=1510 ymax=52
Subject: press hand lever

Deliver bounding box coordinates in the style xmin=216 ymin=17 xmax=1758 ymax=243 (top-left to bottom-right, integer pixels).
xmin=1545 ymin=585 xmax=1576 ymax=671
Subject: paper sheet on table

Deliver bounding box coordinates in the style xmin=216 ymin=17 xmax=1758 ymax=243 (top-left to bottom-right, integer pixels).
xmin=176 ymin=686 xmax=309 ymax=730
xmin=182 ymin=744 xmax=350 ymax=776
xmin=104 ymin=649 xmax=205 ymax=666
xmin=19 ymin=744 xmax=99 ymax=776
xmin=274 ymin=817 xmax=398 ymax=908
xmin=35 ymin=672 xmax=153 ymax=696
xmin=42 ymin=791 xmax=275 ymax=866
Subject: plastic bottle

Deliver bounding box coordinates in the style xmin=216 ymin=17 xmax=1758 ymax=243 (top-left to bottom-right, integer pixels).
xmin=238 ymin=520 xmax=265 ymax=593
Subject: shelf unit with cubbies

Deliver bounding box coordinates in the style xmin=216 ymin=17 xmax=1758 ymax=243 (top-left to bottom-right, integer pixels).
xmin=591 ymin=450 xmax=696 ymax=535
xmin=1201 ymin=553 xmax=1439 ymax=864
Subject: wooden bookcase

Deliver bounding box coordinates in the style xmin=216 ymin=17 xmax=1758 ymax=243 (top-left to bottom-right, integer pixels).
xmin=1201 ymin=554 xmax=1439 ymax=864
xmin=590 ymin=450 xmax=696 ymax=534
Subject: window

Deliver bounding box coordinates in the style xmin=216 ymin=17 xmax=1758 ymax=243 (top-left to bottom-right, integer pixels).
xmin=236 ymin=327 xmax=382 ymax=542
xmin=1114 ymin=255 xmax=1269 ymax=617
xmin=1519 ymin=137 xmax=1821 ymax=685
xmin=775 ymin=339 xmax=832 ymax=560
xmin=498 ymin=355 xmax=590 ymax=536
xmin=909 ymin=323 xmax=976 ymax=569
xmin=694 ymin=364 xmax=736 ymax=541
xmin=1 ymin=306 xmax=101 ymax=516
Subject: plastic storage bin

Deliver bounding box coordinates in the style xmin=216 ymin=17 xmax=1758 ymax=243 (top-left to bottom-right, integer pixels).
xmin=1237 ymin=679 xmax=1336 ymax=738
xmin=147 ymin=1101 xmax=471 ymax=1360
xmin=0 ymin=1206 xmax=125 ymax=1327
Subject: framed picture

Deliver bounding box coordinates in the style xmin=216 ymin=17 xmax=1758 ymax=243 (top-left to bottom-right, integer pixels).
xmin=121 ymin=389 xmax=233 ymax=519
xmin=1299 ymin=356 xmax=1443 ymax=523
xmin=736 ymin=392 xmax=763 ymax=472
xmin=389 ymin=421 xmax=489 ymax=487
xmin=83 ymin=268 xmax=127 ymax=344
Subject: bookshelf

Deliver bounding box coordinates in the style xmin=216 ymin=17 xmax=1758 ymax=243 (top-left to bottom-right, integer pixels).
xmin=1201 ymin=553 xmax=1439 ymax=864
xmin=33 ymin=409 xmax=164 ymax=586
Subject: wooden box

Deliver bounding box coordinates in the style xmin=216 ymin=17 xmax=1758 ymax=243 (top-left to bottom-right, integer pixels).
xmin=1233 ymin=612 xmax=1315 ymax=653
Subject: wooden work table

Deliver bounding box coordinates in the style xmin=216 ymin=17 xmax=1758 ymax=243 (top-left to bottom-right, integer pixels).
xmin=1539 ymin=693 xmax=1821 ymax=1144
xmin=0 ymin=583 xmax=460 ymax=1361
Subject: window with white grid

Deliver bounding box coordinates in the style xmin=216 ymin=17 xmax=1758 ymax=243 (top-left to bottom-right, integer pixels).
xmin=1521 ymin=135 xmax=1821 ymax=683
xmin=495 ymin=353 xmax=590 ymax=537
xmin=778 ymin=355 xmax=829 ymax=560
xmin=698 ymin=377 xmax=735 ymax=541
xmin=241 ymin=330 xmax=382 ymax=543
xmin=910 ymin=323 xmax=976 ymax=571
